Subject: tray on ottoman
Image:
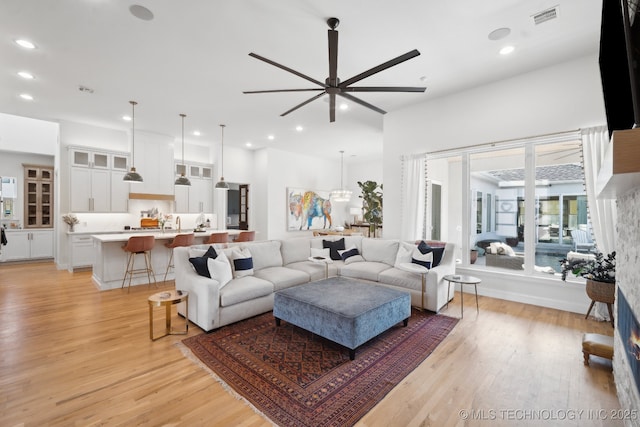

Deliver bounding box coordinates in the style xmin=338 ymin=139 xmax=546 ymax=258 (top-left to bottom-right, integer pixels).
xmin=273 ymin=277 xmax=411 ymax=360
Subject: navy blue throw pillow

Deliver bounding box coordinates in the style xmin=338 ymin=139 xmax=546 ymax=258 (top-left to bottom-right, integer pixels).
xmin=417 ymin=241 xmax=445 ymax=267
xmin=188 ymin=246 xmax=218 ymax=278
xmin=323 ymin=238 xmax=345 ymax=260
xmin=411 ymin=257 xmax=432 ymax=269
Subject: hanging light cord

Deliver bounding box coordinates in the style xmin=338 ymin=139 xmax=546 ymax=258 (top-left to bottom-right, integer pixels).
xmin=130 ymin=100 xmax=137 ymax=166
xmin=180 ymin=114 xmax=186 ymax=169
xmin=340 ymin=150 xmax=345 ymax=189
xmin=220 ymin=124 xmax=225 ymax=179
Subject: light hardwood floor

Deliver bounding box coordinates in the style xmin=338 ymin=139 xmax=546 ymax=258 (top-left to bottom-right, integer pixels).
xmin=0 ymin=262 xmax=620 ymax=426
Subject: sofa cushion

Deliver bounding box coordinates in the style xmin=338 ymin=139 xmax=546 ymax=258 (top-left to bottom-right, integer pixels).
xmin=340 ymin=261 xmax=392 ymax=282
xmin=281 ymin=238 xmax=312 ymax=264
xmin=287 ymin=260 xmax=340 ymax=282
xmin=417 ymin=241 xmax=445 ymax=267
xmin=323 ymin=238 xmax=345 ymax=260
xmin=310 ymin=247 xmax=331 ymax=259
xmin=361 ymin=238 xmax=399 ymax=266
xmin=254 ymin=266 xmax=310 ymax=291
xmin=395 ymin=244 xmax=413 ymax=267
xmin=378 ymin=268 xmax=423 ymax=292
xmin=230 ymin=247 xmax=254 ymax=278
xmin=244 ymin=240 xmax=283 ymax=270
xmin=411 ymin=247 xmax=433 ymax=269
xmin=206 ymin=251 xmax=233 ymax=288
xmin=188 ymin=246 xmax=219 ymax=277
xmin=220 ymin=276 xmax=273 ymax=307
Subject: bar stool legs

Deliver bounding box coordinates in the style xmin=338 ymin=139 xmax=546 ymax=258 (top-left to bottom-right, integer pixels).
xmin=122 ymin=250 xmax=157 ymax=292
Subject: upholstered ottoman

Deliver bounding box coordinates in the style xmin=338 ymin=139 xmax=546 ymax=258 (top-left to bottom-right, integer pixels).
xmin=274 ymin=277 xmax=411 ymax=360
xmin=582 ymin=333 xmax=614 ymax=365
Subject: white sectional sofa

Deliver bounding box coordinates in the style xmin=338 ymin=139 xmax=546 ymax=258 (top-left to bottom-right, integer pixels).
xmin=174 ymin=236 xmax=456 ymax=332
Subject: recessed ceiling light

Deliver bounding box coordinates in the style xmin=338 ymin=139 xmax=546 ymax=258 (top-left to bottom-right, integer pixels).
xmin=193 ymin=130 xmax=201 ymax=136
xmin=246 ymin=142 xmax=252 ymax=147
xmin=339 ymin=103 xmax=348 ymax=111
xmin=488 ymin=28 xmax=511 ymax=41
xmin=499 ymin=45 xmax=515 ymax=55
xmin=17 ymin=71 xmax=34 ymax=80
xmin=129 ymin=5 xmax=154 ymax=21
xmin=295 ymin=125 xmax=303 ymax=132
xmin=267 ymin=135 xmax=275 ymax=140
xmin=122 ymin=115 xmax=132 ymax=121
xmin=15 ymin=39 xmax=36 ymax=49
xmin=19 ymin=93 xmax=34 ymax=101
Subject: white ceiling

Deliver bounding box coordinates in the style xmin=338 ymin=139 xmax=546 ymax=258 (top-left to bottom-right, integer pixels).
xmin=0 ymin=0 xmax=603 ymax=162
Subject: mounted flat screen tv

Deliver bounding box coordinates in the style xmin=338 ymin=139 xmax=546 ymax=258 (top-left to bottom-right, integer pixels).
xmin=599 ymin=0 xmax=640 ymax=137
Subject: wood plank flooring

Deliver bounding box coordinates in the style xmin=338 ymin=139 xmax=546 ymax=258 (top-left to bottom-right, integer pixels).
xmin=0 ymin=262 xmax=620 ymax=426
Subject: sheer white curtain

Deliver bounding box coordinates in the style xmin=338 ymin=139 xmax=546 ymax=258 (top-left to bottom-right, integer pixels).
xmin=582 ymin=126 xmax=617 ymax=321
xmin=400 ymin=156 xmax=426 ymax=241
xmin=581 ymin=126 xmax=617 ymax=254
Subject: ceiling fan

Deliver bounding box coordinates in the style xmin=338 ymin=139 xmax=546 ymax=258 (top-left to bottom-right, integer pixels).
xmin=243 ymin=17 xmax=427 ymax=122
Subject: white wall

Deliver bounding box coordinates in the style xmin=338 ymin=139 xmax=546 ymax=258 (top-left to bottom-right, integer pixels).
xmin=0 ymin=113 xmax=58 ymax=155
xmin=383 ymin=54 xmax=607 ymax=239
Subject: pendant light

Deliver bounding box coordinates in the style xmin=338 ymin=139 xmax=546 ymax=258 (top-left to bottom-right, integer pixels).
xmin=123 ymin=100 xmax=143 ymax=182
xmin=330 ymin=150 xmax=352 ymax=202
xmin=174 ymin=113 xmax=191 ymax=186
xmin=215 ymin=124 xmax=229 ymax=189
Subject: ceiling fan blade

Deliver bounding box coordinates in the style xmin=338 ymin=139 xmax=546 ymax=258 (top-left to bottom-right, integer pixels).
xmin=339 ymin=49 xmax=421 ymax=88
xmin=337 ymin=92 xmax=386 ymax=115
xmin=249 ymin=53 xmax=326 ymax=88
xmin=243 ymin=88 xmax=324 ymax=94
xmin=280 ymin=91 xmax=327 ymax=117
xmin=329 ymin=93 xmax=336 ymax=122
xmin=342 ymin=86 xmax=426 ymax=93
xmin=328 ymin=29 xmax=338 ymax=85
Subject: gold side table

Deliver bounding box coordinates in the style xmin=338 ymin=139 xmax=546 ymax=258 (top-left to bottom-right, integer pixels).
xmin=148 ymin=290 xmax=189 ymax=341
xmin=308 ymin=256 xmax=333 ymax=279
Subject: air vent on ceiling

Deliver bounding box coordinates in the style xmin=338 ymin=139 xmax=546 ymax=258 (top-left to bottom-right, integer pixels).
xmin=532 ymin=6 xmax=559 ymax=25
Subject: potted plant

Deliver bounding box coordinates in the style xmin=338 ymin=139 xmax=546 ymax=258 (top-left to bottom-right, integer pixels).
xmin=560 ymin=251 xmax=616 ymax=325
xmin=357 ymin=180 xmax=382 ymax=236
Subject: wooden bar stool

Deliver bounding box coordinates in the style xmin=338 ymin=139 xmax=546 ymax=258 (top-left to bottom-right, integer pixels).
xmin=204 ymin=232 xmax=229 ymax=245
xmin=234 ymin=231 xmax=255 ymax=242
xmin=163 ymin=233 xmax=195 ymax=283
xmin=122 ymin=235 xmax=157 ymax=292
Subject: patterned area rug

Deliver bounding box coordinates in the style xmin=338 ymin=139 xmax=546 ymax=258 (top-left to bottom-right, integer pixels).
xmin=182 ymin=308 xmax=458 ymax=427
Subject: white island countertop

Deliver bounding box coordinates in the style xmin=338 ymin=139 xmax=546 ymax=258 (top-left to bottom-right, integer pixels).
xmin=91 ymin=229 xmax=239 ymax=243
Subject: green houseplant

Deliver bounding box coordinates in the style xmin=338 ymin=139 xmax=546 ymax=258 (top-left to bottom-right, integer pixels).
xmin=560 ymin=251 xmax=616 ymax=325
xmin=357 ymin=180 xmax=383 ymax=235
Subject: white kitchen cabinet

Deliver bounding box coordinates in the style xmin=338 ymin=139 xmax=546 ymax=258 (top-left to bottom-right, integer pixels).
xmin=70 ymin=167 xmax=110 ymax=212
xmin=110 ymin=170 xmax=129 ymax=212
xmin=189 ymin=178 xmax=212 ymax=213
xmin=69 ymin=147 xmax=130 ymax=213
xmin=68 ymin=234 xmax=94 ymax=271
xmin=174 ymin=162 xmax=213 ymax=213
xmin=1 ymin=229 xmax=53 ymax=261
xmin=133 ymin=134 xmax=174 ymax=195
xmin=174 ymin=185 xmax=189 ymax=213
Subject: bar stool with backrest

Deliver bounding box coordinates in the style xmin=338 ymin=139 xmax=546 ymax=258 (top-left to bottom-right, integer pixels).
xmin=235 ymin=231 xmax=255 ymax=242
xmin=122 ymin=235 xmax=157 ymax=292
xmin=204 ymin=232 xmax=229 ymax=245
xmin=163 ymin=233 xmax=195 ymax=282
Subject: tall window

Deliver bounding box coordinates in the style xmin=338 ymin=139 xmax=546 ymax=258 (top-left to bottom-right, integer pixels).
xmin=425 ymin=131 xmax=591 ymax=275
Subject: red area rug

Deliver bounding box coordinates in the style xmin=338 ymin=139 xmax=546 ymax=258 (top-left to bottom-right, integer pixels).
xmin=182 ymin=308 xmax=458 ymax=426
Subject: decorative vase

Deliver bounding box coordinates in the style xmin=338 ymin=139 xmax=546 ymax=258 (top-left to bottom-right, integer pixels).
xmin=470 ymin=249 xmax=478 ymax=264
xmin=585 ymin=279 xmax=615 ymax=327
xmin=69 ymin=224 xmax=74 ymax=232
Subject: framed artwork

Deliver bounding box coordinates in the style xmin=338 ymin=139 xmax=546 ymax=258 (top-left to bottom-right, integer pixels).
xmin=287 ymin=187 xmax=333 ymax=231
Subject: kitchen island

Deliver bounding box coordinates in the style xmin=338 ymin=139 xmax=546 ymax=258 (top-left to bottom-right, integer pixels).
xmin=91 ymin=230 xmax=242 ymax=290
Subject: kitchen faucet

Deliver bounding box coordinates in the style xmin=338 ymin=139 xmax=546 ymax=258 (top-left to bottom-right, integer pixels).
xmin=176 ymin=216 xmax=181 ymax=233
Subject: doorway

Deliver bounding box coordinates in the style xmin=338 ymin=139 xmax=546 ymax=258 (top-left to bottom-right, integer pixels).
xmin=227 ymin=183 xmax=249 ymax=230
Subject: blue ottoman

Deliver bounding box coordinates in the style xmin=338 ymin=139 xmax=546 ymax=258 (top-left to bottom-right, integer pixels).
xmin=273 ymin=277 xmax=411 ymax=360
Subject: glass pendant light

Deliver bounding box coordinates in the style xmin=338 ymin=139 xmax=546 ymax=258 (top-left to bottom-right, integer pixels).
xmin=330 ymin=150 xmax=352 ymax=202
xmin=215 ymin=124 xmax=229 ymax=189
xmin=174 ymin=113 xmax=191 ymax=186
xmin=123 ymin=100 xmax=143 ymax=182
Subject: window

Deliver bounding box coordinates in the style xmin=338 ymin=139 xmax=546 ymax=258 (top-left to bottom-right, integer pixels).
xmin=425 ymin=131 xmax=591 ymax=275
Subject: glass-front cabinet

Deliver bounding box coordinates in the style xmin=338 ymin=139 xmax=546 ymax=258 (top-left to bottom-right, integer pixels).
xmin=24 ymin=165 xmax=53 ymax=228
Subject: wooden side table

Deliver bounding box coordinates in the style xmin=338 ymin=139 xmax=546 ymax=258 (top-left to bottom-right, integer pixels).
xmin=443 ymin=274 xmax=481 ymax=318
xmin=148 ymin=290 xmax=189 ymax=341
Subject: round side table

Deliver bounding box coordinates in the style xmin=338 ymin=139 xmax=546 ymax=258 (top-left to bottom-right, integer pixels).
xmin=148 ymin=289 xmax=189 ymax=340
xmin=443 ymin=274 xmax=481 ymax=318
